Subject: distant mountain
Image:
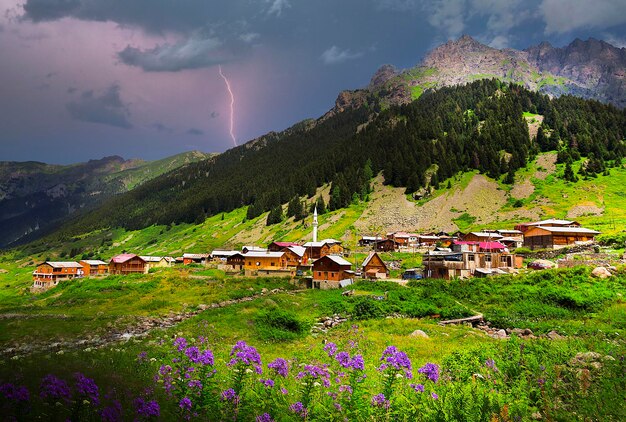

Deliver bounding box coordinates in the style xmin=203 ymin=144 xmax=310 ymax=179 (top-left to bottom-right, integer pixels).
xmin=0 ymin=151 xmax=212 ymax=247
xmin=327 ymin=36 xmax=626 ymax=115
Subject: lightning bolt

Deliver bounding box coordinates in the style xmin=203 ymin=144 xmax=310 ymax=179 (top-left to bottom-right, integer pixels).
xmin=218 ymin=65 xmax=237 ymax=147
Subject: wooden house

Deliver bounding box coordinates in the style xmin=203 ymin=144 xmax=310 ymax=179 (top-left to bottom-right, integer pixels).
xmin=140 ymin=256 xmax=172 ymax=270
xmin=423 ymin=249 xmax=522 ymax=280
xmin=515 ymin=219 xmax=580 ymax=233
xmin=302 ymin=239 xmax=343 ymax=263
xmin=373 ymin=238 xmax=398 ymax=252
xmin=361 ymin=252 xmax=389 ymax=279
xmin=358 ymin=236 xmax=384 ymax=247
xmin=418 ymin=235 xmax=440 ymax=246
xmin=32 ymin=261 xmax=84 ymax=289
xmin=109 ymin=254 xmax=148 ymax=275
xmin=242 ymin=246 xmax=267 ymax=254
xmin=463 ymin=232 xmax=504 ymax=243
xmin=267 ymin=241 xmax=301 ymax=252
xmin=386 ymin=232 xmax=419 ymax=249
xmin=312 ymin=255 xmax=354 ymax=289
xmin=227 ymin=251 xmax=288 ymax=275
xmin=523 ymin=226 xmax=600 ymax=250
xmin=79 ymin=260 xmax=108 ymax=276
xmin=183 ymin=253 xmax=210 ymax=265
xmin=283 ymin=246 xmax=306 ymax=268
xmin=210 ymin=250 xmax=239 ymax=261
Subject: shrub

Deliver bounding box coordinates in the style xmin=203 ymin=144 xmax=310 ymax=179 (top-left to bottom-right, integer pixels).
xmin=254 ymin=309 xmax=310 ymax=341
xmin=351 ymin=297 xmax=386 ymax=320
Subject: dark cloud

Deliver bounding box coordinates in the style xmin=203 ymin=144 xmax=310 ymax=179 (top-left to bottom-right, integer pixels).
xmin=187 ymin=128 xmax=204 ymax=136
xmin=210 ymin=111 xmax=219 ymax=118
xmin=152 ymin=122 xmax=174 ymax=133
xmin=67 ymin=87 xmax=77 ymax=94
xmin=66 ymin=84 xmax=132 ymax=129
xmin=22 ymin=0 xmax=81 ymax=22
xmin=118 ymin=35 xmax=233 ymax=72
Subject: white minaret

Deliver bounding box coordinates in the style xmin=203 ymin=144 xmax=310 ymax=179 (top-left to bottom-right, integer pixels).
xmin=313 ymin=206 xmax=318 ymax=243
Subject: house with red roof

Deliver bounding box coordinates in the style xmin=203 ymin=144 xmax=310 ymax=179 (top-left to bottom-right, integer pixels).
xmin=109 ymin=254 xmax=147 ymax=275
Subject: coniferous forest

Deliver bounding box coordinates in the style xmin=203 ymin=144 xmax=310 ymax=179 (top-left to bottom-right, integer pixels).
xmin=56 ymin=79 xmax=626 ymax=237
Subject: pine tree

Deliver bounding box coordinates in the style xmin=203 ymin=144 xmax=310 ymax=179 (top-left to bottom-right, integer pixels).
xmin=564 ymin=162 xmax=577 ymax=182
xmin=266 ymin=206 xmax=283 ymax=226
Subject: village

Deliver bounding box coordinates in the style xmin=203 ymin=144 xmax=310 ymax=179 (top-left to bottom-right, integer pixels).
xmin=31 ymin=203 xmax=607 ymax=291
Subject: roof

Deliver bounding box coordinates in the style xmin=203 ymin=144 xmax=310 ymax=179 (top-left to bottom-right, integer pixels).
xmin=211 ymin=250 xmax=239 ymax=257
xmin=239 ymin=251 xmax=285 ymax=258
xmin=468 ymin=232 xmax=504 ymax=238
xmin=286 ymin=246 xmax=306 ymax=257
xmin=183 ymin=253 xmax=210 ymax=259
xmin=478 ymin=241 xmax=507 ymax=250
xmin=80 ymin=260 xmax=107 ymax=265
xmin=361 ymin=252 xmax=387 ymax=269
xmin=315 ymin=254 xmax=352 ymax=267
xmin=453 ymin=240 xmax=478 ymax=245
xmin=242 ymin=246 xmax=267 ymax=252
xmin=140 ymin=256 xmax=166 ymax=262
xmin=496 ymin=229 xmax=523 ymax=235
xmin=339 ymin=279 xmax=354 ymax=288
xmin=529 ymin=226 xmax=600 ymax=235
xmin=110 ymin=254 xmax=142 ymax=264
xmin=269 ymin=241 xmax=301 ymax=248
xmin=522 ymin=219 xmax=578 ymax=227
xmin=388 ymin=232 xmax=418 ymax=238
xmin=360 ymin=236 xmax=383 ymax=241
xmin=418 ymin=235 xmax=440 ymax=240
xmin=42 ymin=261 xmax=83 ymax=268
xmin=320 ymin=238 xmax=342 ymax=244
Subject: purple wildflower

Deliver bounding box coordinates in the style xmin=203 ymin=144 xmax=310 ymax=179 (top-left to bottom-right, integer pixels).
xmin=289 ymin=402 xmax=308 ymax=418
xmin=179 ymin=397 xmax=192 ymax=411
xmin=339 ymin=384 xmax=353 ymax=395
xmin=198 ymin=349 xmax=214 ymax=366
xmin=350 ymin=354 xmax=365 ymax=371
xmin=187 ymin=380 xmax=202 ymax=390
xmin=296 ymin=364 xmax=330 ymax=380
xmin=379 ymin=346 xmax=413 ymax=378
xmin=418 ymin=363 xmax=440 ymax=383
xmin=101 ymin=400 xmax=122 ymax=422
xmin=221 ymin=388 xmax=238 ymax=402
xmin=75 ymin=372 xmax=100 ymax=405
xmin=334 ymin=402 xmax=342 ymax=410
xmin=431 ymin=392 xmax=439 ymax=400
xmin=538 ymin=378 xmax=546 ymax=387
xmin=134 ymin=397 xmax=160 ymax=418
xmin=410 ymin=383 xmax=425 ymax=393
xmin=174 ymin=337 xmax=188 ymax=352
xmin=259 ymin=378 xmax=275 ymax=388
xmin=336 ymin=351 xmax=351 ymax=367
xmin=280 ymin=387 xmax=288 ymax=395
xmin=40 ymin=374 xmax=71 ymax=402
xmin=324 ymin=342 xmax=338 ymax=357
xmin=256 ymin=413 xmax=274 ymax=422
xmin=185 ymin=347 xmax=200 ymax=362
xmin=137 ymin=351 xmax=148 ymax=362
xmin=371 ymin=393 xmax=390 ymax=409
xmin=228 ymin=341 xmax=262 ymax=373
xmin=268 ymin=358 xmax=289 ymax=378
xmin=0 ymin=383 xmax=30 ymax=402
xmin=485 ymin=359 xmax=499 ymax=372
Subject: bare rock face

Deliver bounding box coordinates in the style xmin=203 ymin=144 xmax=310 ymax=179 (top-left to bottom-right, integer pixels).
xmin=369 ymin=64 xmax=398 ymax=89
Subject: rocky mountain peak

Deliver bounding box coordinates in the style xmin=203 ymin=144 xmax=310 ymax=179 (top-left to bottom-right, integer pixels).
xmin=369 ymin=64 xmax=398 ymax=89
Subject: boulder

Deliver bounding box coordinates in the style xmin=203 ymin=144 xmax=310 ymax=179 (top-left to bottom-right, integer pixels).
xmin=409 ymin=330 xmax=429 ymax=339
xmin=492 ymin=329 xmax=508 ymax=339
xmin=547 ymin=330 xmax=564 ymax=340
xmin=591 ymin=267 xmax=612 ymax=279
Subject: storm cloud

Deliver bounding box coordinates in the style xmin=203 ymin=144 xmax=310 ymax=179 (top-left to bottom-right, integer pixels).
xmin=66 ymin=84 xmax=132 ymax=129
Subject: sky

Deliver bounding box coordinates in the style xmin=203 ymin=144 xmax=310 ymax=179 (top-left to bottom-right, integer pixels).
xmin=1 ymin=0 xmax=625 ymax=164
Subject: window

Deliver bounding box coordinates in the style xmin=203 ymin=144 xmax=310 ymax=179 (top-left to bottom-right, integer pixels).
xmin=485 ymin=255 xmax=491 ymax=262
xmin=256 ymin=262 xmax=260 ymax=266
xmin=271 ymin=262 xmax=275 ymax=266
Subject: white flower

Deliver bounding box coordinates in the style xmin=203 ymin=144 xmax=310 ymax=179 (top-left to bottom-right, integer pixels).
xmin=56 ymin=350 xmax=64 ymax=355
xmin=313 ymin=382 xmax=321 ymax=387
xmin=395 ymin=373 xmax=403 ymax=379
xmin=245 ymin=368 xmax=253 ymax=374
xmin=150 ymin=358 xmax=157 ymax=362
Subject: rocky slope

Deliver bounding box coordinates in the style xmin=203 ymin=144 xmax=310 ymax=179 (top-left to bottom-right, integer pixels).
xmin=327 ymin=35 xmax=626 ymax=114
xmin=0 ymin=151 xmax=211 ymax=247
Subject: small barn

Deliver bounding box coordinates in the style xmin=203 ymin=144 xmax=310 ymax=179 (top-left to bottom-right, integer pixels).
xmin=463 ymin=232 xmax=504 ymax=242
xmin=109 ymin=254 xmax=148 ymax=275
xmin=140 ymin=256 xmax=172 ymax=270
xmin=515 ymin=219 xmax=580 ymax=233
xmin=312 ymin=255 xmax=354 ymax=289
xmin=79 ymin=260 xmax=108 ymax=276
xmin=283 ymin=246 xmax=306 ymax=268
xmin=302 ymin=239 xmax=343 ymax=263
xmin=373 ymin=238 xmax=398 ymax=252
xmin=183 ymin=253 xmax=210 ymax=265
xmin=523 ymin=226 xmax=600 ymax=250
xmin=361 ymin=252 xmax=389 ymax=279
